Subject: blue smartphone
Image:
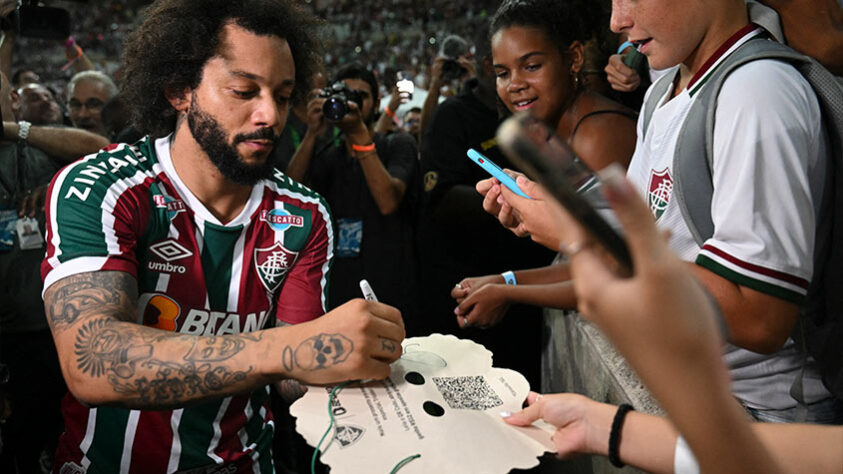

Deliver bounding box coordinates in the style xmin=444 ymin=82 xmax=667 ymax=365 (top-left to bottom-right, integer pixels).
xmin=466 ymin=148 xmax=531 ymax=199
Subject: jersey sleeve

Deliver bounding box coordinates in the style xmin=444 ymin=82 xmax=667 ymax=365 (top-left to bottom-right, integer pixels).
xmin=274 ymin=193 xmax=333 ymax=324
xmin=696 ymin=60 xmax=827 ymax=304
xmin=41 ymin=146 xmax=151 ymax=294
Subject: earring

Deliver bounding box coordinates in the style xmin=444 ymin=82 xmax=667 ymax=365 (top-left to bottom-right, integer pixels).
xmin=571 ymin=69 xmax=580 ymax=90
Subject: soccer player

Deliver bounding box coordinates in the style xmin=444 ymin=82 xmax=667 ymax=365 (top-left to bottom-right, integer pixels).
xmin=41 ymin=1 xmax=404 ymax=472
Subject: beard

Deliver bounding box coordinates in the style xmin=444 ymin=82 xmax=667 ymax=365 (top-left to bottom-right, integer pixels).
xmin=187 ymin=94 xmax=278 ymax=186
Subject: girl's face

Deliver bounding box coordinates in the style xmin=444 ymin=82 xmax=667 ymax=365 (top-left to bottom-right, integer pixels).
xmin=492 ymin=26 xmax=577 ymax=128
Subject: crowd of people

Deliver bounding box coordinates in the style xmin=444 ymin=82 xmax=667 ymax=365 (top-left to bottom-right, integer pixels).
xmin=0 ymin=0 xmax=841 ymax=473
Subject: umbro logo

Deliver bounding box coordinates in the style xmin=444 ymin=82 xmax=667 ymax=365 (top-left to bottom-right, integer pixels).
xmin=149 ymin=240 xmax=193 ymax=262
xmin=148 ymin=240 xmax=192 ymax=273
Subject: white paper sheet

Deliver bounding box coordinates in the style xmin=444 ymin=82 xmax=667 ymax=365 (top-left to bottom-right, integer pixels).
xmin=290 ymin=334 xmax=555 ymax=473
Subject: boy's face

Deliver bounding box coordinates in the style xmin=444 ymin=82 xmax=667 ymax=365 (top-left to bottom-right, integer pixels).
xmin=610 ymin=0 xmax=709 ymax=71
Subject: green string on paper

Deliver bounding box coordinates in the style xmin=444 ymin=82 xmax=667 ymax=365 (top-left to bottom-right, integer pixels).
xmin=311 ymin=381 xmax=422 ymax=474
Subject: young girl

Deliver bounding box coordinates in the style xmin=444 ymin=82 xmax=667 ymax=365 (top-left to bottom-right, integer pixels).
xmin=451 ymin=0 xmax=637 ymax=329
xmin=490 ymin=0 xmax=637 ymax=171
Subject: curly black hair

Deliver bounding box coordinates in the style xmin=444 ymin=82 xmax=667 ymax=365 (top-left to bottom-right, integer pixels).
xmin=122 ymin=0 xmax=323 ymax=138
xmin=489 ymin=0 xmax=606 ymax=53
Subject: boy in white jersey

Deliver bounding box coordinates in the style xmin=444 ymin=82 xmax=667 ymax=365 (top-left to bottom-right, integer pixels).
xmin=612 ymin=0 xmax=837 ymax=422
xmin=479 ymin=0 xmax=838 ymax=423
xmin=40 ymin=1 xmax=405 ymax=472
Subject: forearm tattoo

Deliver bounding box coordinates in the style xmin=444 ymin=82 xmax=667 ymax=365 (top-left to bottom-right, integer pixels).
xmin=45 ymin=271 xmax=262 ymax=407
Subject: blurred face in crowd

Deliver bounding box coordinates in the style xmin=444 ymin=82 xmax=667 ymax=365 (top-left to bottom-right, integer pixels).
xmin=15 ymin=83 xmax=63 ymax=125
xmin=69 ymin=78 xmax=113 ymax=136
xmin=403 ymin=110 xmax=421 ymax=136
xmin=175 ymin=23 xmax=294 ymax=185
xmin=15 ymin=70 xmax=40 ymax=88
xmin=341 ymin=78 xmax=375 ymax=125
xmin=492 ymin=26 xmax=576 ymax=130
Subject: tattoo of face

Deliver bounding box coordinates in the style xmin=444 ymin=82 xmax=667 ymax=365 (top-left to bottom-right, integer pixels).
xmin=381 ymin=338 xmax=397 ymax=353
xmin=75 ymin=319 xmax=153 ymax=379
xmin=282 ymin=346 xmax=294 ymax=372
xmin=184 ymin=336 xmax=246 ymax=362
xmin=294 ymin=334 xmax=353 ymax=371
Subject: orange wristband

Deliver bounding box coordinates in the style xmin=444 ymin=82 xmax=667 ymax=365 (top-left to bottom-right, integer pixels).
xmin=384 ymin=106 xmax=395 ymax=118
xmin=351 ymin=143 xmax=376 ymax=153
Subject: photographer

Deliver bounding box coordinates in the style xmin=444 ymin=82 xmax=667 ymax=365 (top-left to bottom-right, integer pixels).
xmin=286 ymin=62 xmax=419 ymax=319
xmin=418 ymin=34 xmax=476 ymax=146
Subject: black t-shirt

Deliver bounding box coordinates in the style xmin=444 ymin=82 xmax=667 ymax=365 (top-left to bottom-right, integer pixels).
xmin=0 ymin=142 xmax=61 ymax=333
xmin=308 ymin=131 xmax=419 ymax=316
xmin=419 ymin=81 xmax=552 ymax=281
xmin=271 ymin=113 xmax=308 ymax=172
xmin=417 ymin=81 xmax=553 ymax=387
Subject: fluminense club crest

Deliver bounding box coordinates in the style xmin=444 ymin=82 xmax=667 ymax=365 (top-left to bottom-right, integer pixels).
xmin=647 ymin=168 xmax=673 ymax=220
xmin=334 ymin=424 xmax=365 ymax=448
xmin=254 ymin=242 xmax=299 ymax=292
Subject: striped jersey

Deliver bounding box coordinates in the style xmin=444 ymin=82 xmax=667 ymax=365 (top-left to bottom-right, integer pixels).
xmin=42 ymin=135 xmax=334 ymax=473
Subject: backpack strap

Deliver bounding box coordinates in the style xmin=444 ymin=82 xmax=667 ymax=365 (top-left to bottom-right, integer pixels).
xmin=672 ymin=39 xmax=838 ymax=245
xmin=639 ymin=72 xmax=674 ymax=142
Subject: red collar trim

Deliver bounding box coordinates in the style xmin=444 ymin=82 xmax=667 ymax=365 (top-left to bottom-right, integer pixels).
xmin=687 ymin=23 xmax=757 ymax=89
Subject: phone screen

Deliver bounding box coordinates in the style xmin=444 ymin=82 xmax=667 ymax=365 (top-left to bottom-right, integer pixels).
xmin=396 ymin=72 xmax=414 ymax=102
xmin=496 ymin=114 xmax=632 ymax=272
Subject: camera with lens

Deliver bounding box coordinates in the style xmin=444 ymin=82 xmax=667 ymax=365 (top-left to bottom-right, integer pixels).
xmin=438 ymin=34 xmax=469 ymax=82
xmin=318 ymin=82 xmax=365 ymax=122
xmin=0 ymin=0 xmax=73 ymax=40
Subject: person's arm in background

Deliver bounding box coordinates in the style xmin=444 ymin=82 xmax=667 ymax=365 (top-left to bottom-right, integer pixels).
xmin=63 ymin=37 xmax=95 ymax=73
xmin=760 ymin=0 xmax=843 ymax=76
xmin=419 ymin=57 xmax=446 ymax=148
xmin=343 ymin=104 xmax=410 ymax=215
xmin=285 ymin=94 xmax=327 ymax=184
xmin=3 ymin=121 xmax=108 ymax=162
xmin=374 ymin=84 xmax=401 ymax=135
xmin=0 ymin=0 xmax=15 ymax=81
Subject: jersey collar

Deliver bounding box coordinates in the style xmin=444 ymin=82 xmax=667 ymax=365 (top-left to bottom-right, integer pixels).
xmin=155 ymin=134 xmax=264 ymax=228
xmin=687 ymin=23 xmax=765 ymax=97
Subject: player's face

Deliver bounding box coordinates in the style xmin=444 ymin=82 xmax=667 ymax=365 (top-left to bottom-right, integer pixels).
xmin=492 ymin=26 xmax=572 ymax=130
xmin=610 ymin=0 xmax=709 ymax=71
xmin=186 ymin=23 xmax=295 ymax=185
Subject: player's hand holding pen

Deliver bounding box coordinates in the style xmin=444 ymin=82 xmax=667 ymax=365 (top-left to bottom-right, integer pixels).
xmin=274 ymin=280 xmax=404 ymax=385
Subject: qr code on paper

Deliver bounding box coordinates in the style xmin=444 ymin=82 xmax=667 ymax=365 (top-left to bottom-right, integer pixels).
xmin=432 ymin=375 xmax=503 ymax=410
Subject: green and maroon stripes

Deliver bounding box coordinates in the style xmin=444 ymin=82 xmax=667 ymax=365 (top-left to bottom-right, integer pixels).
xmin=697 ymin=244 xmax=808 ymax=304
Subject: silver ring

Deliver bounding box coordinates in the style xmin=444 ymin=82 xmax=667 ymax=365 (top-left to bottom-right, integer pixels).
xmin=455 ymin=283 xmax=463 ymax=289
xmin=462 ymin=316 xmax=469 ymax=327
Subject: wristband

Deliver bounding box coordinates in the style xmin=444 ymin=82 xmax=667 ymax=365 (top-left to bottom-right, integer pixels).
xmin=351 ymin=143 xmax=376 ymax=153
xmin=384 ymin=105 xmax=395 ymax=119
xmin=17 ymin=121 xmax=31 ymax=142
xmin=501 ymin=270 xmax=516 ymax=286
xmin=608 ymin=403 xmax=634 ymax=468
xmin=674 ymin=435 xmax=700 ymax=474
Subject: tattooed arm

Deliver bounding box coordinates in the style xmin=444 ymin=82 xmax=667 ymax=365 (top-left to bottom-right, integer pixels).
xmin=44 ymin=271 xmax=405 ymax=409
